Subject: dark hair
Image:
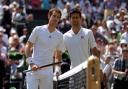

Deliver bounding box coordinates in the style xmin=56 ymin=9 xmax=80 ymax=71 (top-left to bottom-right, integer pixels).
xmin=48 ymin=8 xmax=62 ymax=18
xmin=69 ymin=8 xmax=81 ymax=18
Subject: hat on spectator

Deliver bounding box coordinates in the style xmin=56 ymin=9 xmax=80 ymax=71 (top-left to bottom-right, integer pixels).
xmin=120 ymin=39 xmax=128 ymax=44
xmin=111 ymin=30 xmax=116 ymax=34
xmin=10 ymin=28 xmax=17 ymax=34
xmin=119 ymin=8 xmax=127 ymax=14
xmin=9 ymin=1 xmax=19 ymax=9
xmin=3 ymin=5 xmax=9 ymax=10
xmin=0 ymin=26 xmax=6 ymax=32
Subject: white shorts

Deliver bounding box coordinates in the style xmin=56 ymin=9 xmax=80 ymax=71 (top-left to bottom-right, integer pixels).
xmin=26 ymin=67 xmax=53 ymax=89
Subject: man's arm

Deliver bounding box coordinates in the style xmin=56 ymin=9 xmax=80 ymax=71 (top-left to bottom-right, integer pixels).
xmin=25 ymin=41 xmax=33 ymax=58
xmin=112 ymin=69 xmax=126 ymax=77
xmin=54 ymin=50 xmax=62 ymax=75
xmin=25 ymin=41 xmax=38 ymax=71
xmin=54 ymin=50 xmax=62 ymax=63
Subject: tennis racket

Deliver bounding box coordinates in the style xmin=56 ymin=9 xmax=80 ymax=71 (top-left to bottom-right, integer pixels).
xmin=23 ymin=62 xmax=61 ymax=73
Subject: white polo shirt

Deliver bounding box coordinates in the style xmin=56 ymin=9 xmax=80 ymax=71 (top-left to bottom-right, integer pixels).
xmin=28 ymin=25 xmax=65 ymax=67
xmin=63 ymin=27 xmax=96 ymax=67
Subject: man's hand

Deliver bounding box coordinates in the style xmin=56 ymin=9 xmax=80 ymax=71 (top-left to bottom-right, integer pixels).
xmin=54 ymin=66 xmax=61 ymax=77
xmin=54 ymin=71 xmax=61 ymax=76
xmin=30 ymin=64 xmax=39 ymax=71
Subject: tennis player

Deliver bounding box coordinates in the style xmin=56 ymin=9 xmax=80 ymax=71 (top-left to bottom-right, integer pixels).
xmin=25 ymin=8 xmax=65 ymax=89
xmin=63 ymin=8 xmax=99 ymax=68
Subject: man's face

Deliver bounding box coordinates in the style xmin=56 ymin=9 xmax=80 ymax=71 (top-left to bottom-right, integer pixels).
xmin=122 ymin=50 xmax=128 ymax=59
xmin=48 ymin=11 xmax=61 ymax=26
xmin=70 ymin=13 xmax=81 ymax=27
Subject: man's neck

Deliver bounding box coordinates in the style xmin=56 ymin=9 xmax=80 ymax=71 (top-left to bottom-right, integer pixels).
xmin=72 ymin=26 xmax=81 ymax=34
xmin=47 ymin=24 xmax=56 ymax=33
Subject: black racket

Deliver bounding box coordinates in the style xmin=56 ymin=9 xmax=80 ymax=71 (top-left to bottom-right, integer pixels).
xmin=23 ymin=62 xmax=61 ymax=73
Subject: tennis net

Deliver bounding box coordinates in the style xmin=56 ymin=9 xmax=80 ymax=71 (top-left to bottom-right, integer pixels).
xmin=53 ymin=61 xmax=87 ymax=89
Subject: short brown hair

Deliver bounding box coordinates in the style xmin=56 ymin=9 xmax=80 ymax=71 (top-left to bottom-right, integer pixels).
xmin=48 ymin=8 xmax=62 ymax=18
xmin=69 ymin=8 xmax=81 ymax=18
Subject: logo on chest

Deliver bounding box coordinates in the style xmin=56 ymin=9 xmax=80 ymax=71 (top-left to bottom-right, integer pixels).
xmin=49 ymin=35 xmax=52 ymax=38
xmin=81 ymin=35 xmax=84 ymax=39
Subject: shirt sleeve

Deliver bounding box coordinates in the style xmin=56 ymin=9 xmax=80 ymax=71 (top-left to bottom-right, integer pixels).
xmin=56 ymin=34 xmax=66 ymax=52
xmin=88 ymin=30 xmax=97 ymax=49
xmin=28 ymin=26 xmax=38 ymax=44
xmin=112 ymin=59 xmax=119 ymax=70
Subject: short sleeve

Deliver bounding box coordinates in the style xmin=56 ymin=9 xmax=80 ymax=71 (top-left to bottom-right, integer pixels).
xmin=28 ymin=26 xmax=38 ymax=44
xmin=56 ymin=34 xmax=66 ymax=52
xmin=88 ymin=30 xmax=97 ymax=49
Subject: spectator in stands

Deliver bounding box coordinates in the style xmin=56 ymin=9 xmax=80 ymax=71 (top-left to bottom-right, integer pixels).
xmin=0 ymin=57 xmax=5 ymax=89
xmin=31 ymin=0 xmax=41 ymax=9
xmin=117 ymin=39 xmax=128 ymax=56
xmin=0 ymin=3 xmax=3 ymax=25
xmin=81 ymin=14 xmax=87 ymax=28
xmin=63 ymin=8 xmax=99 ymax=68
xmin=50 ymin=0 xmax=57 ymax=8
xmin=80 ymin=0 xmax=92 ymax=27
xmin=8 ymin=34 xmax=24 ymax=52
xmin=41 ymin=0 xmax=51 ymax=10
xmin=104 ymin=42 xmax=119 ymax=66
xmin=58 ymin=17 xmax=71 ymax=34
xmin=12 ymin=5 xmax=27 ymax=36
xmin=1 ymin=5 xmax=12 ymax=36
xmin=120 ymin=23 xmax=128 ymax=43
xmin=96 ymin=38 xmax=106 ymax=56
xmin=102 ymin=54 xmax=113 ymax=89
xmin=97 ymin=20 xmax=109 ymax=39
xmin=19 ymin=27 xmax=29 ymax=45
xmin=91 ymin=0 xmax=104 ymax=22
xmin=0 ymin=32 xmax=7 ymax=55
xmin=61 ymin=2 xmax=70 ymax=20
xmin=56 ymin=0 xmax=66 ymax=10
xmin=103 ymin=0 xmax=115 ymax=20
xmin=112 ymin=47 xmax=128 ymax=89
xmin=0 ymin=43 xmax=7 ymax=89
xmin=91 ymin=23 xmax=108 ymax=45
xmin=0 ymin=26 xmax=8 ymax=46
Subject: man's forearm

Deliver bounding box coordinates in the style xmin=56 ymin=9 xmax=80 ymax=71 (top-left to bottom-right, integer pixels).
xmin=25 ymin=47 xmax=32 ymax=58
xmin=25 ymin=42 xmax=33 ymax=58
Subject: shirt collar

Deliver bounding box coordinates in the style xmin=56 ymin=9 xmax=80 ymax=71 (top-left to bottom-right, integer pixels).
xmin=45 ymin=24 xmax=57 ymax=33
xmin=70 ymin=27 xmax=83 ymax=36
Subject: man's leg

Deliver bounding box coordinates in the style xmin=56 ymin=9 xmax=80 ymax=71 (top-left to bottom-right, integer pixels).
xmin=26 ymin=73 xmax=39 ymax=89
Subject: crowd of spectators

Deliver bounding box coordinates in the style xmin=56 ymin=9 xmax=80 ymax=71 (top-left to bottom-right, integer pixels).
xmin=0 ymin=0 xmax=128 ymax=89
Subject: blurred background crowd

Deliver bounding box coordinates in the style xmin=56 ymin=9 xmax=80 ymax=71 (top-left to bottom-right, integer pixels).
xmin=0 ymin=0 xmax=128 ymax=89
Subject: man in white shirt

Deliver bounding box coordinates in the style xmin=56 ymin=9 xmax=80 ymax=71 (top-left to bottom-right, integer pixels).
xmin=121 ymin=24 xmax=128 ymax=43
xmin=25 ymin=8 xmax=65 ymax=89
xmin=63 ymin=8 xmax=99 ymax=68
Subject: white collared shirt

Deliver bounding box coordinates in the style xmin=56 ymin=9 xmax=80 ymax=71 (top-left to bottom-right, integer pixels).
xmin=28 ymin=25 xmax=65 ymax=67
xmin=63 ymin=27 xmax=96 ymax=67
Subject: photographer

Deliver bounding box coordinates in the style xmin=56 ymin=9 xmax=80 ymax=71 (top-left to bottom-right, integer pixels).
xmin=112 ymin=47 xmax=128 ymax=89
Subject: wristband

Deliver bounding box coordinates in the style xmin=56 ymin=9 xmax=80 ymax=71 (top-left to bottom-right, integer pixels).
xmin=26 ymin=57 xmax=34 ymax=64
xmin=55 ymin=66 xmax=60 ymax=73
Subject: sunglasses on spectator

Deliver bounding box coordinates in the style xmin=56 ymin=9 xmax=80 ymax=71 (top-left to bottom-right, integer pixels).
xmin=121 ymin=44 xmax=127 ymax=47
